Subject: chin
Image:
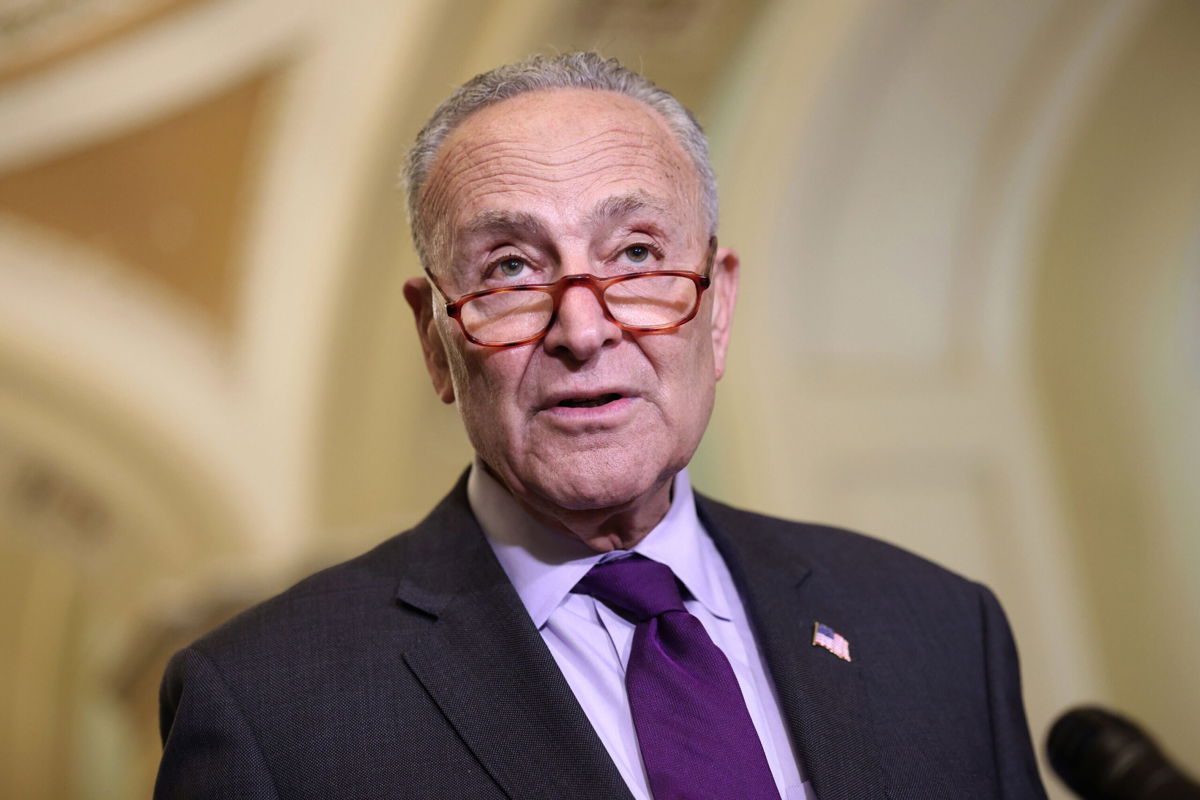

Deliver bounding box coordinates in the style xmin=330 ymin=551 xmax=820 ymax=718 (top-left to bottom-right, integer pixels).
xmin=521 ymin=446 xmax=683 ymax=513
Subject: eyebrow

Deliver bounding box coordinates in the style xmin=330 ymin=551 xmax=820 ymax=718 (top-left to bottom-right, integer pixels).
xmin=461 ymin=210 xmax=548 ymax=239
xmin=587 ymin=190 xmax=670 ymax=228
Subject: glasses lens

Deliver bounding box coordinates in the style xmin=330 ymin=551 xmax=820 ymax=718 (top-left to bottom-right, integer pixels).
xmin=460 ymin=290 xmax=553 ymax=344
xmin=605 ymin=274 xmax=698 ymax=327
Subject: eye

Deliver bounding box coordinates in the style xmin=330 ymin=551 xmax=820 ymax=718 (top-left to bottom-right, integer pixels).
xmin=624 ymin=244 xmax=652 ymax=264
xmin=493 ymin=256 xmax=528 ymax=279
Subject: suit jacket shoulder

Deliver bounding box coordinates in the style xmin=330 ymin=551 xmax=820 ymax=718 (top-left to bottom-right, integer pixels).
xmin=156 ymin=473 xmax=632 ymax=800
xmin=695 ymin=493 xmax=1047 ymax=800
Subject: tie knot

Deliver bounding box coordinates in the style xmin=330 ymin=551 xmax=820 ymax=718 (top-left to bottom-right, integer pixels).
xmin=574 ymin=555 xmax=686 ymax=621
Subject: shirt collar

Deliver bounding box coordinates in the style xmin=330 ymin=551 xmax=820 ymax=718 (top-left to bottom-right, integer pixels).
xmin=468 ymin=459 xmax=731 ymax=628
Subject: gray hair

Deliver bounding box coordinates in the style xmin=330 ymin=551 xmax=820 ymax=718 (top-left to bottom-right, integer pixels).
xmin=402 ymin=51 xmax=717 ymax=270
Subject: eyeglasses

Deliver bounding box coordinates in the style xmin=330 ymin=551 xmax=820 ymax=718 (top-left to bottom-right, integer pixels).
xmin=425 ymin=239 xmax=717 ymax=347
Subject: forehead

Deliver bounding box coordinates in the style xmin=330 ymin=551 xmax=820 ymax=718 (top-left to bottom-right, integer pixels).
xmin=419 ymin=88 xmax=703 ymax=246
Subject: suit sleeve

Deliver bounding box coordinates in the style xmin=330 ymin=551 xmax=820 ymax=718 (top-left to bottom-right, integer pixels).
xmin=977 ymin=584 xmax=1049 ymax=800
xmin=155 ymin=647 xmax=282 ymax=800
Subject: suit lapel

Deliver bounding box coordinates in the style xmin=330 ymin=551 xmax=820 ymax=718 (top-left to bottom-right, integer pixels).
xmin=393 ymin=478 xmax=634 ymax=800
xmin=698 ymin=496 xmax=886 ymax=800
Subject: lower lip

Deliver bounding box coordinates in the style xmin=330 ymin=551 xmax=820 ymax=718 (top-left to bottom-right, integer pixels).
xmin=540 ymin=396 xmax=637 ymax=424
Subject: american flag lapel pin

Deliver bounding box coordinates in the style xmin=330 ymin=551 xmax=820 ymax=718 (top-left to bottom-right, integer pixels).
xmin=812 ymin=622 xmax=852 ymax=662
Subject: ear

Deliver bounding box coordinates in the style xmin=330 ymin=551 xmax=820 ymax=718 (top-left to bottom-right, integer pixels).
xmin=708 ymin=246 xmax=740 ymax=381
xmin=403 ymin=277 xmax=456 ymax=404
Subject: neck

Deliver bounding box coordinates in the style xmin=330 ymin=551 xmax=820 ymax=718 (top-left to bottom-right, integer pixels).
xmin=482 ymin=461 xmax=675 ymax=553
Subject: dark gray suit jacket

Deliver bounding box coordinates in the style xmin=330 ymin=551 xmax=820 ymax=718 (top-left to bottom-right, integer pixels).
xmin=156 ymin=474 xmax=1047 ymax=799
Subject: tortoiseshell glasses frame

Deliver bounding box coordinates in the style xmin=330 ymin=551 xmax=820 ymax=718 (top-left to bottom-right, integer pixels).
xmin=424 ymin=238 xmax=718 ymax=348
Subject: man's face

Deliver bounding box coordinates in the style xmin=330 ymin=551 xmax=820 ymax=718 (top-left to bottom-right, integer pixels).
xmin=405 ymin=88 xmax=738 ymax=530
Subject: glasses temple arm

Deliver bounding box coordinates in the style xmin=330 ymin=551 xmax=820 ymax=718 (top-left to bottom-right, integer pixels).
xmin=423 ymin=266 xmax=454 ymax=306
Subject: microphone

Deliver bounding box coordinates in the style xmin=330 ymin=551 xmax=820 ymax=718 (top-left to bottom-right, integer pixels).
xmin=1047 ymin=706 xmax=1200 ymax=799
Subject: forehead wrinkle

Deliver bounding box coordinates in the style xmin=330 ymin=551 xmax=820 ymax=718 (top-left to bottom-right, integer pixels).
xmin=453 ymin=148 xmax=686 ymax=210
xmin=450 ymin=130 xmax=674 ymax=186
xmin=428 ymin=106 xmax=687 ymax=197
xmin=459 ymin=123 xmax=661 ymax=164
xmin=524 ymin=126 xmax=662 ymax=165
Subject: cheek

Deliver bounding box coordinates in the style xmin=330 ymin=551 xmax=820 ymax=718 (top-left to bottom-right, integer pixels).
xmin=682 ymin=334 xmax=719 ymax=412
xmin=647 ymin=331 xmax=716 ymax=416
xmin=446 ymin=350 xmax=511 ymax=461
xmin=446 ymin=345 xmax=525 ymax=423
xmin=444 ymin=345 xmax=474 ymax=399
xmin=678 ymin=322 xmax=718 ymax=379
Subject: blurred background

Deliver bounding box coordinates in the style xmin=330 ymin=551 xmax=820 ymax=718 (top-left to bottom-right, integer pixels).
xmin=0 ymin=0 xmax=1197 ymax=797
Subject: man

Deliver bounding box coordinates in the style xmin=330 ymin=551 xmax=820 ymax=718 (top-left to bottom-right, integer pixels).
xmin=156 ymin=53 xmax=1047 ymax=799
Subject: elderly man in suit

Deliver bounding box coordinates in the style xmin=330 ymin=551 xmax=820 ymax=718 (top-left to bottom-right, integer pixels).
xmin=156 ymin=52 xmax=1048 ymax=800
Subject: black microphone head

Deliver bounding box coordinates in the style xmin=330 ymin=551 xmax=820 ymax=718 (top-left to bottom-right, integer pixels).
xmin=1047 ymin=706 xmax=1200 ymax=800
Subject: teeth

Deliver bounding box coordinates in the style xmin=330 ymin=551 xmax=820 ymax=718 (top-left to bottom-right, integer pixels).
xmin=558 ymin=393 xmax=621 ymax=408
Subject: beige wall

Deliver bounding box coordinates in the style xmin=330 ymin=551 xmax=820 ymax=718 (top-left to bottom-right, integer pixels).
xmin=0 ymin=1 xmax=1195 ymax=797
xmin=1032 ymin=0 xmax=1200 ymax=766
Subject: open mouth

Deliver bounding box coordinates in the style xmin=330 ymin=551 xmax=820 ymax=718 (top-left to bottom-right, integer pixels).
xmin=556 ymin=393 xmax=623 ymax=409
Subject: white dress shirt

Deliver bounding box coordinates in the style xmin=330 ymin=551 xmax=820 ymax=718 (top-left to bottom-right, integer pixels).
xmin=468 ymin=460 xmax=815 ymax=800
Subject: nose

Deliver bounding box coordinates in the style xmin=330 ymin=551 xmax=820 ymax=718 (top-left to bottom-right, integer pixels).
xmin=541 ymin=276 xmax=622 ymax=361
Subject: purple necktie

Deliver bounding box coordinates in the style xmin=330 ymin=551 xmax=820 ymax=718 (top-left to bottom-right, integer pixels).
xmin=575 ymin=555 xmax=782 ymax=800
